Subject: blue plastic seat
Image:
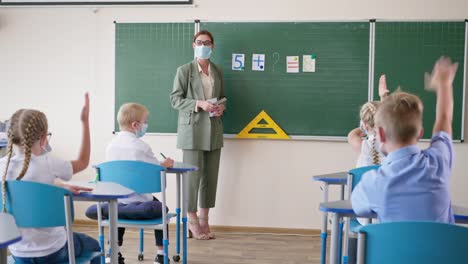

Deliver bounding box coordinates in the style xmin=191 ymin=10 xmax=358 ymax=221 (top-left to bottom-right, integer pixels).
xmin=356 ymin=221 xmax=468 ymax=264
xmin=1 ymin=180 xmax=101 ymax=264
xmin=347 ymin=165 xmax=380 ymax=230
xmin=343 ymin=165 xmax=380 ymax=263
xmin=93 ymin=160 xmax=174 ymax=264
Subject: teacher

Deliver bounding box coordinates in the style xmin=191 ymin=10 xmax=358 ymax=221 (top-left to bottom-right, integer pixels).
xmin=170 ymin=30 xmax=225 ymax=240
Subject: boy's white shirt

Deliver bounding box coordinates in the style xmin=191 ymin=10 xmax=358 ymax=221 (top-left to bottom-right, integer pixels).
xmin=105 ymin=131 xmax=160 ymax=204
xmin=0 ymin=153 xmax=72 ymax=257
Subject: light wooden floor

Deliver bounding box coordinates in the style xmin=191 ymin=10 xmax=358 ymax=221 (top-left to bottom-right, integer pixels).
xmin=75 ymin=225 xmax=325 ymax=264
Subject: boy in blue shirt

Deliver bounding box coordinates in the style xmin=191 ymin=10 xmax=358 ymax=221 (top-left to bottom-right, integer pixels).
xmin=352 ymin=57 xmax=458 ymax=223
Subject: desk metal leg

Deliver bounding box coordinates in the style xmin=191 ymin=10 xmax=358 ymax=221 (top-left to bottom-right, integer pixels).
xmin=330 ymin=213 xmax=340 ymax=264
xmin=342 ymin=216 xmax=350 ymax=264
xmin=1 ymin=248 xmax=7 ymax=264
xmin=175 ymin=172 xmax=181 ymax=259
xmin=181 ymin=172 xmax=188 ymax=264
xmin=320 ymin=183 xmax=329 ymax=264
xmin=108 ymin=200 xmax=118 ymax=264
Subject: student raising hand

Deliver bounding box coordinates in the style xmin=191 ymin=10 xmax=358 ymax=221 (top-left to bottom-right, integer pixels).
xmin=81 ymin=92 xmax=90 ymax=123
xmin=428 ymin=56 xmax=458 ymax=136
xmin=71 ymin=92 xmax=91 ymax=174
xmin=426 ymin=56 xmax=459 ymax=91
xmin=379 ymin=74 xmax=390 ymax=100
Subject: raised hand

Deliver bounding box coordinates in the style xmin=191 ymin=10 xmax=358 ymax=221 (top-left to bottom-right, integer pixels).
xmin=425 ymin=56 xmax=459 ymax=91
xmin=81 ymin=92 xmax=90 ymax=123
xmin=378 ymin=74 xmax=389 ymax=100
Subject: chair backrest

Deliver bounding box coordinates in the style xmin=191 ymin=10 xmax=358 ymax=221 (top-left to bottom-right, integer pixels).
xmin=1 ymin=180 xmax=74 ymax=228
xmin=95 ymin=160 xmax=165 ymax=194
xmin=357 ymin=221 xmax=468 ymax=264
xmin=347 ymin=165 xmax=380 ymax=199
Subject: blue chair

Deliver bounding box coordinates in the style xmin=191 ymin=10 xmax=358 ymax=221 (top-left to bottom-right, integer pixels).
xmin=0 ymin=180 xmax=101 ymax=264
xmin=94 ymin=160 xmax=175 ymax=264
xmin=356 ymin=221 xmax=468 ymax=264
xmin=342 ymin=165 xmax=380 ymax=264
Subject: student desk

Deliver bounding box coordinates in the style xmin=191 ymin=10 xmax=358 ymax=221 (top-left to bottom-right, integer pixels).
xmin=320 ymin=200 xmax=468 ymax=264
xmin=166 ymin=162 xmax=197 ymax=264
xmin=312 ymin=172 xmax=347 ymax=264
xmin=72 ymin=181 xmax=135 ymax=264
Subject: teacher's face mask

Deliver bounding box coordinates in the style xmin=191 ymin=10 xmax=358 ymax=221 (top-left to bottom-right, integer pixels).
xmin=194 ymin=46 xmax=212 ymax=59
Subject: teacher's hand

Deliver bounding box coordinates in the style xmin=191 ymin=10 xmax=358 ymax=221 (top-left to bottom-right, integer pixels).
xmin=211 ymin=104 xmax=225 ymax=117
xmin=197 ymin=100 xmax=216 ymax=112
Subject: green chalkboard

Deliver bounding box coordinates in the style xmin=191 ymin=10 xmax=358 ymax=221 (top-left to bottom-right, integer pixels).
xmin=115 ymin=21 xmax=466 ymax=139
xmin=202 ymin=22 xmax=370 ymax=137
xmin=373 ymin=22 xmax=466 ymax=141
xmin=115 ymin=22 xmax=370 ymax=137
xmin=115 ymin=23 xmax=194 ymax=133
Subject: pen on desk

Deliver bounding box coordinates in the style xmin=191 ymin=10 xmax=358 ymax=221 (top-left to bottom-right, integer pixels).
xmin=160 ymin=153 xmax=167 ymax=159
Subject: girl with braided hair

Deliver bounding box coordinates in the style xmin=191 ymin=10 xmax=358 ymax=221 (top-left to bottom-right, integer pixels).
xmin=348 ymin=75 xmax=389 ymax=167
xmin=0 ymin=93 xmax=101 ymax=263
xmin=346 ymin=75 xmax=390 ymax=264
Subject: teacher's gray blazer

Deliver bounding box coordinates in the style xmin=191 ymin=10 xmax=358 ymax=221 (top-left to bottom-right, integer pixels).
xmin=170 ymin=59 xmax=225 ymax=151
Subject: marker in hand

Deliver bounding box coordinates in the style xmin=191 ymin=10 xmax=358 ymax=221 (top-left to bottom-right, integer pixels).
xmin=160 ymin=153 xmax=174 ymax=168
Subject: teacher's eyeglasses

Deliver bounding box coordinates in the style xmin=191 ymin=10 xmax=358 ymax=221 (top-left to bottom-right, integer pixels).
xmin=194 ymin=40 xmax=213 ymax=46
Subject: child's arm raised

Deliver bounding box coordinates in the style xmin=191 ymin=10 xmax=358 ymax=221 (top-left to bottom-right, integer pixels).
xmin=378 ymin=74 xmax=389 ymax=101
xmin=427 ymin=57 xmax=458 ymax=136
xmin=71 ymin=93 xmax=91 ymax=173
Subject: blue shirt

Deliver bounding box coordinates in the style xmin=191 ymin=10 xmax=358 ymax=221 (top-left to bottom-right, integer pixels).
xmin=351 ymin=131 xmax=454 ymax=223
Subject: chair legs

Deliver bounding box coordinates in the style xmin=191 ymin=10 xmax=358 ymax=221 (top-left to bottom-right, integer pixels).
xmin=139 ymin=229 xmax=144 ymax=261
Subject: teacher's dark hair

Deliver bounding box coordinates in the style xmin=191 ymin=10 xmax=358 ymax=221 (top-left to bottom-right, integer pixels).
xmin=193 ymin=30 xmax=214 ymax=44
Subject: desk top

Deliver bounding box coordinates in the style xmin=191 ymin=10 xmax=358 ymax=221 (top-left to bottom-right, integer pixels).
xmin=312 ymin=172 xmax=348 ymax=184
xmin=320 ymin=200 xmax=468 ymax=224
xmin=0 ymin=236 xmax=21 ymax=248
xmin=166 ymin=162 xmax=198 ymax=173
xmin=69 ymin=181 xmax=134 ymax=200
xmin=453 ymin=205 xmax=468 ymax=224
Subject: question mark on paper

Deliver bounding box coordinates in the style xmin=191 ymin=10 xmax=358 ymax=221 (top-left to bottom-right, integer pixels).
xmin=272 ymin=52 xmax=280 ymax=72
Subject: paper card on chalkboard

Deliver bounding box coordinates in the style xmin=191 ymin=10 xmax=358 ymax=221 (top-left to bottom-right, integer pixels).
xmin=252 ymin=54 xmax=265 ymax=71
xmin=287 ymin=56 xmax=299 ymax=73
xmin=303 ymin=54 xmax=316 ymax=72
xmin=232 ymin=54 xmax=245 ymax=71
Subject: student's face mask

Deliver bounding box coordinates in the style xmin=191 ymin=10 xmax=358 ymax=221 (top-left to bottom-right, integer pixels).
xmin=359 ymin=120 xmax=368 ymax=136
xmin=194 ymin=46 xmax=212 ymax=59
xmin=40 ymin=134 xmax=52 ymax=155
xmin=41 ymin=144 xmax=52 ymax=155
xmin=135 ymin=123 xmax=148 ymax=138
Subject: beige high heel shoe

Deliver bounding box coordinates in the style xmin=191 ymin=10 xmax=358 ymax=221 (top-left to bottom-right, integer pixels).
xmin=188 ymin=217 xmax=210 ymax=240
xmin=198 ymin=216 xmax=215 ymax=239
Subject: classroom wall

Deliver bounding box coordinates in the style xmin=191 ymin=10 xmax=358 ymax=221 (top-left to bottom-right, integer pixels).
xmin=0 ymin=0 xmax=467 ymax=230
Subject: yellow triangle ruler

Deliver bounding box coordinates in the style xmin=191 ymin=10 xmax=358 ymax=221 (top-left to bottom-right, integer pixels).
xmin=236 ymin=110 xmax=290 ymax=139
